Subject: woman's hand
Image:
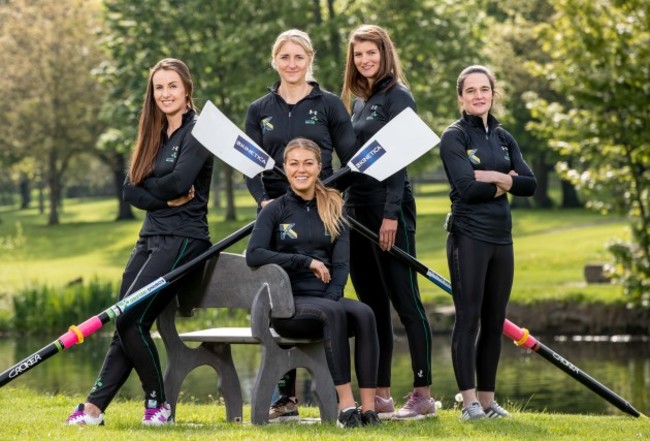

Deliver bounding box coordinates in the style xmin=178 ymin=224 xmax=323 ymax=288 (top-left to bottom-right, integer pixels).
xmin=475 ymin=170 xmax=517 ymax=197
xmin=260 ymin=199 xmax=275 ymax=209
xmin=309 ymin=259 xmax=331 ymax=283
xmin=379 ymin=218 xmax=398 ymax=251
xmin=167 ymin=185 xmax=195 ymax=207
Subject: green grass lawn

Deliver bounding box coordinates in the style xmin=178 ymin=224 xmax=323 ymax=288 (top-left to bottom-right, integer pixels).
xmin=0 ymin=388 xmax=646 ymax=441
xmin=0 ymin=185 xmax=629 ymax=309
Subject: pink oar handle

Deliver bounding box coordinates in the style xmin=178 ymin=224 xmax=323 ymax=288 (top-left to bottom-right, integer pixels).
xmin=503 ymin=319 xmax=538 ymax=350
xmin=58 ymin=317 xmax=104 ymax=349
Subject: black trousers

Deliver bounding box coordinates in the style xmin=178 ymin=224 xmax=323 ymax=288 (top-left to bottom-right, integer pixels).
xmin=272 ymin=296 xmax=379 ymax=387
xmin=348 ymin=201 xmax=433 ymax=388
xmin=87 ymin=235 xmax=210 ymax=411
xmin=447 ymin=233 xmax=513 ymax=392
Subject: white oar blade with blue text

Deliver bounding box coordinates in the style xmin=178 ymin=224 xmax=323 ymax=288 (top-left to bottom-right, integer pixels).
xmin=192 ymin=100 xmax=275 ymax=178
xmin=347 ymin=107 xmax=439 ymax=182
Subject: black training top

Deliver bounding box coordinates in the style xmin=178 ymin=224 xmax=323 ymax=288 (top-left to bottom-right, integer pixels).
xmin=244 ymin=81 xmax=357 ymax=205
xmin=439 ymin=112 xmax=536 ymax=244
xmin=346 ymin=77 xmax=416 ymax=219
xmin=123 ymin=109 xmax=213 ymax=241
xmin=246 ymin=190 xmax=349 ymax=300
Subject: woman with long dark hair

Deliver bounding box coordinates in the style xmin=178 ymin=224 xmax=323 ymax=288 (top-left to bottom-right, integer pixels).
xmin=66 ymin=58 xmax=213 ymax=426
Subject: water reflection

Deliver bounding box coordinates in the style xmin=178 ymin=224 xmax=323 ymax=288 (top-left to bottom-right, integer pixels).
xmin=1 ymin=334 xmax=647 ymax=416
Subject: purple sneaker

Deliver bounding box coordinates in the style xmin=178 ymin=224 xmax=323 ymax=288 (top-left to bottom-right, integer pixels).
xmin=65 ymin=403 xmax=104 ymax=426
xmin=392 ymin=392 xmax=437 ymax=420
xmin=142 ymin=402 xmax=172 ymax=426
xmin=374 ymin=395 xmax=395 ymax=420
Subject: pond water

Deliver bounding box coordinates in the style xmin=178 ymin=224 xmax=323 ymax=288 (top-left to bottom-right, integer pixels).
xmin=1 ymin=334 xmax=648 ymax=417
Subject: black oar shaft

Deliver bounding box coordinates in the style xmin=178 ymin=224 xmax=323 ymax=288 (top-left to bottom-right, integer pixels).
xmin=533 ymin=341 xmax=640 ymax=417
xmin=0 ymin=342 xmax=60 ymax=387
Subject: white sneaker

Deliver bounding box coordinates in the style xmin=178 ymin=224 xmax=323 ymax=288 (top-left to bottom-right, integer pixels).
xmin=65 ymin=403 xmax=104 ymax=426
xmin=142 ymin=402 xmax=173 ymax=426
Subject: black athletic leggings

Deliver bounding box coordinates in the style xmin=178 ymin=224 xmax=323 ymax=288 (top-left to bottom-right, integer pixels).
xmin=447 ymin=233 xmax=513 ymax=392
xmin=87 ymin=235 xmax=210 ymax=411
xmin=272 ymin=296 xmax=379 ymax=387
xmin=348 ymin=201 xmax=433 ymax=389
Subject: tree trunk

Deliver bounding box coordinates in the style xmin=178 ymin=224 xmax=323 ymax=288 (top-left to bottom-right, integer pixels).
xmin=19 ymin=174 xmax=31 ymax=209
xmin=224 ymin=165 xmax=236 ymax=221
xmin=212 ymin=163 xmax=222 ymax=209
xmin=561 ymin=179 xmax=582 ymax=208
xmin=532 ymin=157 xmax=554 ymax=208
xmin=47 ymin=152 xmax=60 ymax=225
xmin=38 ymin=179 xmax=45 ymax=214
xmin=112 ymin=152 xmax=135 ymax=221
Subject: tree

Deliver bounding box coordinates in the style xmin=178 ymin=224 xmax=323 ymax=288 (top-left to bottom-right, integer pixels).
xmin=484 ymin=0 xmax=560 ymax=209
xmin=527 ymin=0 xmax=650 ymax=307
xmin=100 ymin=0 xmax=329 ymax=221
xmin=0 ymin=0 xmax=107 ymax=225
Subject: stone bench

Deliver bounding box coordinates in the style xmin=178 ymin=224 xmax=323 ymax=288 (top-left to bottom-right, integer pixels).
xmin=156 ymin=252 xmax=337 ymax=424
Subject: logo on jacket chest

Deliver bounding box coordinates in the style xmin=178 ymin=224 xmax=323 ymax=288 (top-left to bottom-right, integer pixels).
xmin=261 ymin=117 xmax=274 ymax=133
xmin=305 ymin=109 xmax=319 ymax=125
xmin=366 ymin=105 xmax=379 ymax=121
xmin=279 ymin=223 xmax=298 ymax=240
xmin=501 ymin=145 xmax=510 ymax=161
xmin=466 ymin=148 xmax=481 ymax=165
xmin=165 ymin=145 xmax=179 ymax=163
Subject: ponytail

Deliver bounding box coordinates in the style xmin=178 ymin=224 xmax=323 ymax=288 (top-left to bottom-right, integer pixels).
xmin=314 ymin=180 xmax=347 ymax=240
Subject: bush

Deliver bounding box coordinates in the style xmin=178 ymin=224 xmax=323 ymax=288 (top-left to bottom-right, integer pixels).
xmin=12 ymin=279 xmax=117 ymax=334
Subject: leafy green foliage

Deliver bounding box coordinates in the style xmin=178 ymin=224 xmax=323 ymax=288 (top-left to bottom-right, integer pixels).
xmin=526 ymin=0 xmax=650 ymax=307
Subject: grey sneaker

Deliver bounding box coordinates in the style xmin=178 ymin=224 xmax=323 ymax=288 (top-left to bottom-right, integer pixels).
xmin=461 ymin=401 xmax=487 ymax=421
xmin=269 ymin=395 xmax=299 ymax=422
xmin=484 ymin=401 xmax=511 ymax=418
xmin=374 ymin=395 xmax=395 ymax=420
xmin=392 ymin=392 xmax=437 ymax=420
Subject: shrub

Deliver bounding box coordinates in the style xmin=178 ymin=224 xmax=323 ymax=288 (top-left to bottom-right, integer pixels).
xmin=12 ymin=279 xmax=117 ymax=334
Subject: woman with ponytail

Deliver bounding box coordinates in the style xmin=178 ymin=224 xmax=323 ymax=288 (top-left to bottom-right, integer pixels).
xmin=246 ymin=138 xmax=380 ymax=428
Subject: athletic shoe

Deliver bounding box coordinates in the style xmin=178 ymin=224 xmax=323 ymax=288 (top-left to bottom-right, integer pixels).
xmin=65 ymin=403 xmax=104 ymax=426
xmin=484 ymin=400 xmax=511 ymax=418
xmin=460 ymin=401 xmax=487 ymax=421
xmin=268 ymin=395 xmax=300 ymax=422
xmin=392 ymin=392 xmax=437 ymax=420
xmin=374 ymin=395 xmax=395 ymax=420
xmin=360 ymin=409 xmax=381 ymax=426
xmin=142 ymin=402 xmax=172 ymax=426
xmin=336 ymin=407 xmax=362 ymax=428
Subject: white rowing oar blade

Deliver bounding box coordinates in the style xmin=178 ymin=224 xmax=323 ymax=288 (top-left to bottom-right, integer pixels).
xmin=193 ymin=101 xmax=439 ymax=182
xmin=192 ymin=100 xmax=275 ymax=178
xmin=346 ymin=107 xmax=439 ymax=182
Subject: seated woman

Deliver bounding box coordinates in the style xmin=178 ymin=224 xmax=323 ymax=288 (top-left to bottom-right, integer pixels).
xmin=246 ymin=137 xmax=380 ymax=428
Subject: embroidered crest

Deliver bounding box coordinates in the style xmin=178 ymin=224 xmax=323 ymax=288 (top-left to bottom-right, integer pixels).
xmin=261 ymin=117 xmax=274 ymax=133
xmin=467 ymin=149 xmax=481 ymax=165
xmin=305 ymin=109 xmax=318 ymax=125
xmin=279 ymin=223 xmax=297 ymax=240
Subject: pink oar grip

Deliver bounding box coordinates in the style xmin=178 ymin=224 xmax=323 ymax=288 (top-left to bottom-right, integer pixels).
xmin=503 ymin=319 xmax=538 ymax=349
xmin=59 ymin=317 xmax=104 ymax=349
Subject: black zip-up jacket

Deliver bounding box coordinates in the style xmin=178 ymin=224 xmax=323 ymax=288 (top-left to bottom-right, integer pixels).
xmin=346 ymin=77 xmax=416 ymax=219
xmin=244 ymin=81 xmax=357 ymax=205
xmin=123 ymin=109 xmax=213 ymax=240
xmin=439 ymin=112 xmax=536 ymax=244
xmin=246 ymin=190 xmax=349 ymax=300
